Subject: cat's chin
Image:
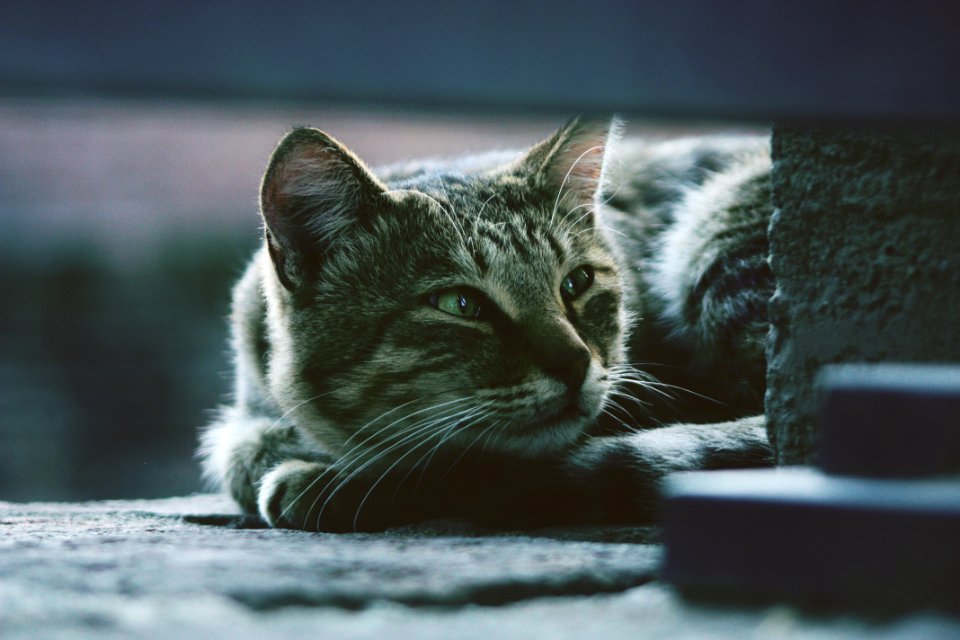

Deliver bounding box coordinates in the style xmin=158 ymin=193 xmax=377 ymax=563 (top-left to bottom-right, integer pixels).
xmin=493 ymin=407 xmax=595 ymax=458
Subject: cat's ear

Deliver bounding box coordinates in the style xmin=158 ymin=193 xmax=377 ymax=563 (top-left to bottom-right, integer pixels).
xmin=522 ymin=116 xmax=621 ymax=217
xmin=260 ymin=127 xmax=387 ymax=291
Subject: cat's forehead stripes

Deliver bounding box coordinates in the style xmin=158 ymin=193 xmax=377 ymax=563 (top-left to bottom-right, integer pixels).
xmin=419 ymin=176 xmax=577 ymax=256
xmin=478 ymin=217 xmax=567 ymax=263
xmin=389 ymin=169 xmax=614 ymax=322
xmin=429 ymin=183 xmax=571 ymax=263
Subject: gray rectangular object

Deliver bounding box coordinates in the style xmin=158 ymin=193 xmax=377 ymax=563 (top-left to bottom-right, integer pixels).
xmin=661 ymin=468 xmax=960 ymax=610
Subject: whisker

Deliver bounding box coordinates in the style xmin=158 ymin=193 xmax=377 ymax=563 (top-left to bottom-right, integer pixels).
xmin=392 ymin=187 xmax=468 ymax=249
xmin=479 ymin=418 xmax=508 ymax=456
xmin=610 ymin=361 xmax=682 ymax=371
xmin=570 ymin=222 xmax=629 ymax=241
xmin=610 ymin=376 xmax=679 ymax=402
xmin=405 ymin=403 xmax=495 ymax=485
xmin=601 ymin=393 xmax=644 ymax=420
xmin=327 ymin=396 xmax=475 ymax=479
xmin=434 ymin=416 xmax=502 ymax=483
xmin=435 ymin=174 xmax=471 ymax=248
xmin=474 ymin=192 xmax=499 ymax=225
xmin=599 ymin=407 xmax=639 ymax=433
xmin=349 ymin=404 xmax=493 ymax=529
xmin=335 ymin=396 xmax=424 ymax=452
xmin=389 ymin=405 xmax=495 ymax=504
xmin=278 ymin=397 xmax=476 ymax=525
xmin=264 ymin=390 xmax=337 ymax=433
xmin=613 ymin=375 xmax=726 ymax=406
xmin=301 ymin=413 xmax=459 ymax=529
xmin=554 ymin=147 xmax=626 ymax=239
xmin=310 ymin=400 xmax=484 ymax=527
xmin=550 ymin=144 xmax=604 ymax=226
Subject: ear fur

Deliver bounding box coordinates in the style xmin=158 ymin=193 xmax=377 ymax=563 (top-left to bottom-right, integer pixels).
xmin=523 ymin=116 xmax=622 ymax=219
xmin=260 ymin=127 xmax=387 ymax=291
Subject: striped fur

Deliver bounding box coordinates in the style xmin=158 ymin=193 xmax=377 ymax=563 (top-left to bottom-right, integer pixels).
xmin=200 ymin=119 xmax=774 ymax=531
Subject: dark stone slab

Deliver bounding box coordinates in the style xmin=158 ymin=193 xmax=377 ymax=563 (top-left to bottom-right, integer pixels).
xmin=817 ymin=364 xmax=960 ymax=477
xmin=661 ymin=468 xmax=960 ymax=611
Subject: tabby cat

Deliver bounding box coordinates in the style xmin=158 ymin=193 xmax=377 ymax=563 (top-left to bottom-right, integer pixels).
xmin=201 ymin=118 xmax=774 ymax=531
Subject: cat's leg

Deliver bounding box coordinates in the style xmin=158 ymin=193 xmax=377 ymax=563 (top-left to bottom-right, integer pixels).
xmin=400 ymin=416 xmax=775 ymax=529
xmin=202 ymin=408 xmax=436 ymax=531
xmin=203 ymin=411 xmax=771 ymax=530
xmin=563 ymin=415 xmax=773 ymax=522
xmin=255 ymin=456 xmax=399 ymax=532
xmin=262 ymin=416 xmax=773 ymax=530
xmin=200 ymin=408 xmax=324 ymax=518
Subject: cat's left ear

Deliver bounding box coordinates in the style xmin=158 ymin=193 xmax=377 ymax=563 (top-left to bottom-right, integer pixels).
xmin=521 ymin=116 xmax=621 ymax=218
xmin=260 ymin=127 xmax=388 ymax=291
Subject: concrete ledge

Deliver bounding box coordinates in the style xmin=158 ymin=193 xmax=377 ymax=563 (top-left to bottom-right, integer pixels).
xmin=3 ymin=495 xmax=959 ymax=638
xmin=767 ymin=125 xmax=960 ymax=464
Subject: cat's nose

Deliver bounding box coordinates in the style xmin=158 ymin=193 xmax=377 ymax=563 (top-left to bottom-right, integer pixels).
xmin=549 ymin=344 xmax=590 ymax=395
xmin=526 ymin=319 xmax=592 ymax=393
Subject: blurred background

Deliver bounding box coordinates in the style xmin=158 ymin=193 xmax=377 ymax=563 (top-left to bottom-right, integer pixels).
xmin=0 ymin=102 xmax=579 ymax=500
xmin=1 ymin=1 xmax=956 ymax=501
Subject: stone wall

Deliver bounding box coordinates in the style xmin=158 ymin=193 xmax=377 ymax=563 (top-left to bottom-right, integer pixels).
xmin=767 ymin=125 xmax=960 ymax=464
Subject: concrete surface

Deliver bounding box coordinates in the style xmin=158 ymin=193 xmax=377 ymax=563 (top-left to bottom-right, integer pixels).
xmin=766 ymin=124 xmax=960 ymax=464
xmin=2 ymin=494 xmax=958 ymax=639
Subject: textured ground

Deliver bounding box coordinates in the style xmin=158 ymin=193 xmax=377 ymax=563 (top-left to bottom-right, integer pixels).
xmin=2 ymin=494 xmax=958 ymax=639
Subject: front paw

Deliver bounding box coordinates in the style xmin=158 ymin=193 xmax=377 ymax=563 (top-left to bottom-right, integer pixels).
xmin=257 ymin=460 xmax=385 ymax=532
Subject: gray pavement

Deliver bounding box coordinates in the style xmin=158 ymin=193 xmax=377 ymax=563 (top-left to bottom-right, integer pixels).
xmin=2 ymin=494 xmax=958 ymax=639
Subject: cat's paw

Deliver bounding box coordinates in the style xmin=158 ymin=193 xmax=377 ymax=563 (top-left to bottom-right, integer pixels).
xmin=258 ymin=460 xmax=325 ymax=530
xmin=258 ymin=460 xmax=384 ymax=532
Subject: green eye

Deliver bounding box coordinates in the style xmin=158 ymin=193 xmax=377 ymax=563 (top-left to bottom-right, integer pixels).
xmin=428 ymin=288 xmax=482 ymax=319
xmin=561 ymin=265 xmax=594 ymax=300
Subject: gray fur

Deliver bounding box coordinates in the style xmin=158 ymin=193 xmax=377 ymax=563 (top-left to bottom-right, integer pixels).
xmin=200 ymin=118 xmax=773 ymax=531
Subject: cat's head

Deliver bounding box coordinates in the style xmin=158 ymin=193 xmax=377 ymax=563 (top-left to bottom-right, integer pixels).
xmin=257 ymin=118 xmax=627 ymax=463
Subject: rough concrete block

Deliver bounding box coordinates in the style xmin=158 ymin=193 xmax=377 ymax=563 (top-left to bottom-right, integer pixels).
xmin=767 ymin=124 xmax=960 ymax=464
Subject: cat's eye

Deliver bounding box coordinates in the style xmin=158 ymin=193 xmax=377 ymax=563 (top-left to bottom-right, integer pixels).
xmin=561 ymin=265 xmax=595 ymax=300
xmin=428 ymin=288 xmax=482 ymax=319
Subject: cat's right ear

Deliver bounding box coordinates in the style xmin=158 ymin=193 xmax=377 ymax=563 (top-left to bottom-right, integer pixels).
xmin=519 ymin=117 xmax=621 ymax=220
xmin=260 ymin=127 xmax=387 ymax=291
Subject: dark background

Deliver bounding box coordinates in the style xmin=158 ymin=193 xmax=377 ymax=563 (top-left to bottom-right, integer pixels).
xmin=1 ymin=1 xmax=956 ymax=501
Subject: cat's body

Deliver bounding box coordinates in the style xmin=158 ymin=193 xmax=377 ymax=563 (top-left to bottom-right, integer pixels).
xmin=201 ymin=119 xmax=774 ymax=531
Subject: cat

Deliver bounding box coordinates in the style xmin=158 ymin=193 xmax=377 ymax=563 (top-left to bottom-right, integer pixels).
xmin=200 ymin=117 xmax=774 ymax=532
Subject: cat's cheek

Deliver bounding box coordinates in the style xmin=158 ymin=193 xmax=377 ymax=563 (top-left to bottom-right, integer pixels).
xmin=578 ymin=291 xmax=623 ymax=359
xmin=578 ymin=360 xmax=611 ymax=419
